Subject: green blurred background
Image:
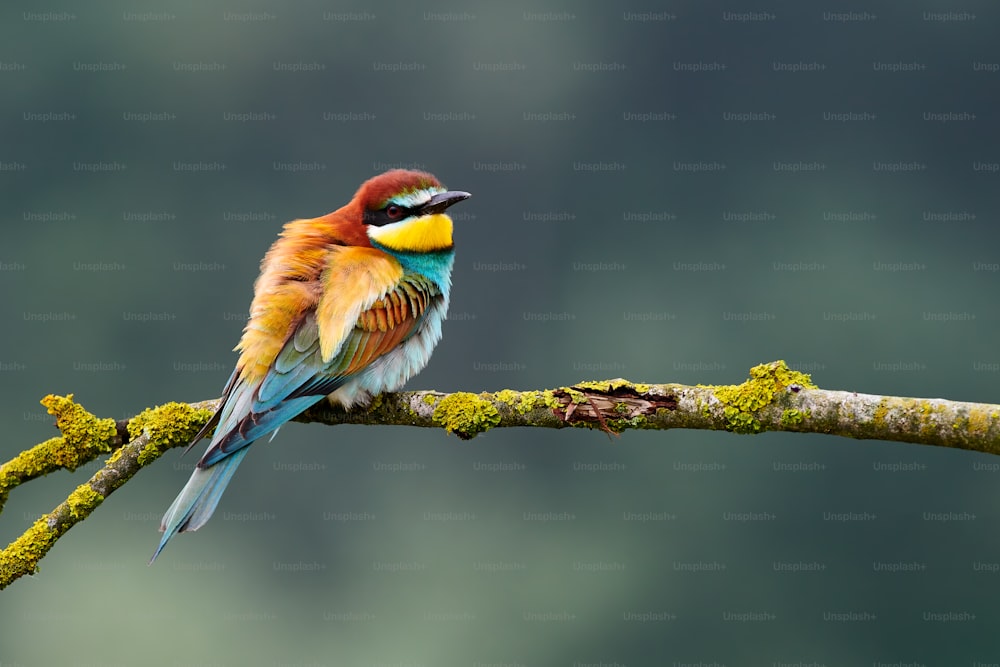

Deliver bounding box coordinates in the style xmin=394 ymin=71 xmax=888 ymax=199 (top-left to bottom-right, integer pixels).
xmin=2 ymin=1 xmax=999 ymax=664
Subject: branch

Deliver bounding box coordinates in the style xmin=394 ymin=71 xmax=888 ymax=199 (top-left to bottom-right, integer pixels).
xmin=0 ymin=399 xmax=217 ymax=590
xmin=3 ymin=361 xmax=999 ymax=589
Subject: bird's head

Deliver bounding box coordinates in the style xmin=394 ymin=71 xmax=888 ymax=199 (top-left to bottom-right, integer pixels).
xmin=357 ymin=170 xmax=470 ymax=253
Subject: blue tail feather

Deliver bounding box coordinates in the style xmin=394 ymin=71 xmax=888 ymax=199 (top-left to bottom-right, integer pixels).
xmin=149 ymin=448 xmax=250 ymax=564
xmin=150 ymin=394 xmax=325 ymax=563
xmin=200 ymin=395 xmax=322 ymax=467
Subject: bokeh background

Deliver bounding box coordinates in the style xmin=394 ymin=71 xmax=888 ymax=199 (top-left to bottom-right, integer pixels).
xmin=2 ymin=1 xmax=999 ymax=664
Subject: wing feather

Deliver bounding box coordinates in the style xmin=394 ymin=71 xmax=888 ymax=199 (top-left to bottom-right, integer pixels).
xmin=196 ymin=250 xmax=441 ymax=467
xmin=316 ymin=248 xmax=405 ymax=362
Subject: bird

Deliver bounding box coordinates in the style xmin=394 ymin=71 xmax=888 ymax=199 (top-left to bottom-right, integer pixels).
xmin=151 ymin=169 xmax=470 ymax=562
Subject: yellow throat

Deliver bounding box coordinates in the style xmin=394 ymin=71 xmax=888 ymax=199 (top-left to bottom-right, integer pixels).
xmin=368 ymin=213 xmax=454 ymax=253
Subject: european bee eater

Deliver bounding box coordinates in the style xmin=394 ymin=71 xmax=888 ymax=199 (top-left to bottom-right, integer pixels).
xmin=151 ymin=169 xmax=469 ymax=562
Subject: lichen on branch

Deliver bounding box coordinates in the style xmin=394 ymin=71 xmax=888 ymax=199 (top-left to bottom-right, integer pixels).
xmin=0 ymin=397 xmax=216 ymax=590
xmin=2 ymin=360 xmax=1000 ymax=590
xmin=0 ymin=394 xmax=121 ymax=510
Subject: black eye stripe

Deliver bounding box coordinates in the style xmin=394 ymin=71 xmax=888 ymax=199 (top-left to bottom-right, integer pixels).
xmin=363 ymin=203 xmax=416 ymax=227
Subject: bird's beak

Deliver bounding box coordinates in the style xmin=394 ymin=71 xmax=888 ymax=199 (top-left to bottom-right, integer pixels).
xmin=419 ymin=190 xmax=471 ymax=215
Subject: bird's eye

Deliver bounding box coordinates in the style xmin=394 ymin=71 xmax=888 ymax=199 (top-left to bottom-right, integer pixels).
xmin=386 ymin=205 xmax=403 ymax=219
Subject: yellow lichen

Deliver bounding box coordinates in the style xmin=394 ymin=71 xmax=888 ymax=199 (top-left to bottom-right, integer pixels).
xmin=574 ymin=380 xmax=615 ymax=391
xmin=40 ymin=394 xmax=118 ymax=469
xmin=916 ymin=400 xmax=941 ymax=440
xmin=873 ymin=400 xmax=890 ymax=429
xmin=66 ymin=484 xmax=104 ymax=520
xmin=608 ymin=414 xmax=649 ymax=433
xmin=0 ymin=520 xmax=56 ymax=585
xmin=1 ymin=396 xmax=121 ymax=501
xmin=708 ymin=360 xmax=816 ymax=434
xmin=781 ymin=409 xmax=807 ymax=427
xmin=540 ymin=390 xmax=561 ymax=410
xmin=967 ymin=407 xmax=992 ymax=437
xmin=495 ymin=389 xmax=519 ymax=404
xmin=496 ymin=389 xmax=540 ymax=415
xmin=127 ymin=402 xmax=213 ymax=466
xmin=432 ymin=392 xmax=501 ymax=440
xmin=2 ymin=437 xmax=61 ymax=478
xmin=723 ymin=406 xmax=762 ymax=434
xmin=570 ymin=379 xmax=653 ymax=395
xmin=366 ymin=393 xmax=385 ymax=413
xmin=105 ymin=446 xmax=126 ymax=467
